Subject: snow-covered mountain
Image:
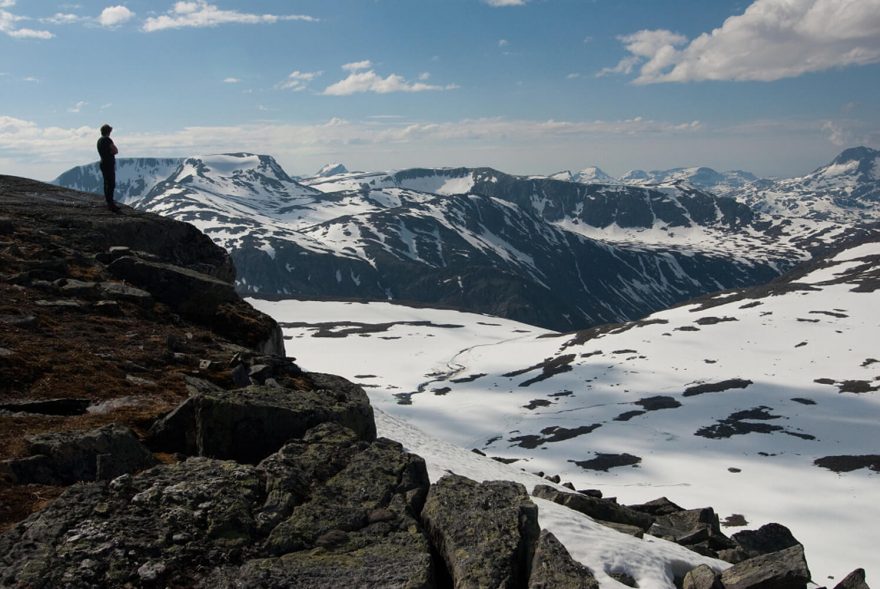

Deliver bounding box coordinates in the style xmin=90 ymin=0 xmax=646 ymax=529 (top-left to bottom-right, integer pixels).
xmin=314 ymin=162 xmax=349 ymax=177
xmin=619 ymin=167 xmax=759 ymax=196
xmin=53 ymin=149 xmax=877 ymax=330
xmin=250 ymin=234 xmax=880 ymax=582
xmin=735 ymin=146 xmax=880 ymax=224
xmin=52 ymin=157 xmax=183 ymax=205
xmin=550 ymin=166 xmax=618 ymax=184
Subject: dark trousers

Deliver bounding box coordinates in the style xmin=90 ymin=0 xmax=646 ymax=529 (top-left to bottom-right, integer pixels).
xmin=100 ymin=163 xmax=116 ymax=204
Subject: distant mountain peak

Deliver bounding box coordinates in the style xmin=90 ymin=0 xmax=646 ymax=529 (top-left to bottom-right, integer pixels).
xmin=832 ymin=146 xmax=878 ymax=165
xmin=316 ymin=163 xmax=349 ymax=177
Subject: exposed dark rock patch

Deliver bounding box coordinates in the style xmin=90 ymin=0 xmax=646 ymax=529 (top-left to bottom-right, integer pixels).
xmin=509 ymin=424 xmax=601 ymax=449
xmin=524 ymin=399 xmax=553 ymax=410
xmin=676 ymin=326 xmax=701 ymax=332
xmin=861 ymin=358 xmax=878 ymax=367
xmin=695 ymin=316 xmax=738 ymax=325
xmin=450 ymin=373 xmax=487 ymax=383
xmin=279 ymin=320 xmax=463 ymax=338
xmin=614 ymin=410 xmax=647 ymax=422
xmin=814 ymin=455 xmax=880 ymax=473
xmin=809 ymin=310 xmax=849 ymax=318
xmin=694 ymin=406 xmax=816 ymax=440
xmin=504 ymin=354 xmax=577 ymax=387
xmin=635 ymin=395 xmax=682 ymax=411
xmin=684 ymin=378 xmax=753 ymax=397
xmin=791 ymin=398 xmax=816 ymax=405
xmin=569 ymin=453 xmax=641 ymax=472
xmin=549 ymin=390 xmax=573 ymax=398
xmin=838 ymin=380 xmax=879 ymax=394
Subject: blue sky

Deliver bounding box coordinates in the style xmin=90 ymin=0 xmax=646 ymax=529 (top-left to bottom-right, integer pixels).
xmin=2 ymin=0 xmax=879 ymax=180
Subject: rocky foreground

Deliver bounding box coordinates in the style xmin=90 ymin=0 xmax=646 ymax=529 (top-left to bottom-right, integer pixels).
xmin=0 ymin=176 xmax=870 ymax=588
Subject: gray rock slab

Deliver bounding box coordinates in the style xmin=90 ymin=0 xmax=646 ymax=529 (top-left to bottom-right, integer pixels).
xmin=529 ymin=529 xmax=598 ymax=589
xmin=423 ymin=474 xmax=540 ymax=588
xmin=720 ymin=544 xmax=811 ymax=589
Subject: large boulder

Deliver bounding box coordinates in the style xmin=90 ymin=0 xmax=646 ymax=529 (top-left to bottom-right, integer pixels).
xmin=532 ymin=484 xmax=654 ymax=531
xmin=720 ymin=545 xmax=811 ymax=589
xmin=147 ymin=373 xmax=377 ymax=463
xmin=731 ymin=524 xmax=800 ymax=559
xmin=0 ymin=423 xmax=434 ymax=589
xmin=107 ymin=253 xmax=282 ymax=353
xmin=529 ymin=529 xmax=598 ymax=589
xmin=423 ymin=474 xmax=540 ymax=588
xmin=4 ymin=424 xmax=156 ymax=485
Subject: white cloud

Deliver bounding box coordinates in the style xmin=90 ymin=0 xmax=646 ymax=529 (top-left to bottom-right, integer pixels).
xmin=223 ymin=77 xmax=241 ymax=84
xmin=324 ymin=67 xmax=458 ymax=96
xmin=566 ymin=73 xmax=581 ymax=80
xmin=68 ymin=101 xmax=87 ymax=113
xmin=498 ymin=39 xmax=509 ymax=47
xmin=143 ymin=0 xmax=317 ymax=32
xmin=418 ymin=72 xmax=431 ymax=81
xmin=0 ymin=3 xmax=54 ymax=39
xmin=604 ymin=0 xmax=880 ymax=84
xmin=5 ymin=113 xmax=878 ymax=181
xmin=342 ymin=60 xmax=373 ymax=72
xmin=41 ymin=13 xmax=85 ymax=25
xmin=98 ymin=6 xmax=134 ymax=27
xmin=483 ymin=0 xmax=527 ymax=6
xmin=277 ymin=70 xmax=322 ymax=92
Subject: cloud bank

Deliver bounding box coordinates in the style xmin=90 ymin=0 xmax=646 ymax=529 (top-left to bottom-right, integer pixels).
xmin=604 ymin=0 xmax=880 ymax=84
xmin=143 ymin=1 xmax=317 ymax=32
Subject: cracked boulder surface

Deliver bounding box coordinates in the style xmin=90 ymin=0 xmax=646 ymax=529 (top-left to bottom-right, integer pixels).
xmin=0 ymin=176 xmax=289 ymax=529
xmin=0 ymin=423 xmax=434 ymax=589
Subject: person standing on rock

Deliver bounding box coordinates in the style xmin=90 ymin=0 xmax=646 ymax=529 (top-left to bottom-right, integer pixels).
xmin=97 ymin=124 xmax=119 ymax=212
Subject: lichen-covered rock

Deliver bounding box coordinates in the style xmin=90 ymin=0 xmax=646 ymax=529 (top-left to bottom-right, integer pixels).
xmin=532 ymin=484 xmax=654 ymax=531
xmin=107 ymin=253 xmax=281 ymax=352
xmin=5 ymin=424 xmax=156 ymax=485
xmin=683 ymin=564 xmax=722 ymax=589
xmin=0 ymin=457 xmax=264 ymax=588
xmin=529 ymin=529 xmax=598 ymax=589
xmin=148 ymin=372 xmax=377 ymax=463
xmin=0 ymin=423 xmax=434 ymax=589
xmin=720 ymin=544 xmax=811 ymax=589
xmin=423 ymin=474 xmax=540 ymax=588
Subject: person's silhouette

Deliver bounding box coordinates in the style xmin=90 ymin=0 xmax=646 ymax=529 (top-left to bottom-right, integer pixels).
xmin=96 ymin=124 xmax=119 ymax=212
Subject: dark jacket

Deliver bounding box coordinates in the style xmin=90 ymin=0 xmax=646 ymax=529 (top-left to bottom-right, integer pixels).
xmin=97 ymin=136 xmax=116 ymax=168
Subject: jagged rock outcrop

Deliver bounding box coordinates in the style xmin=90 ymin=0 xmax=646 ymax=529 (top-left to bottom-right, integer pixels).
xmin=533 ymin=484 xmax=654 ymax=531
xmin=422 ymin=474 xmax=540 ymax=588
xmin=148 ymin=372 xmax=377 ymax=464
xmin=2 ymin=424 xmax=155 ymax=485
